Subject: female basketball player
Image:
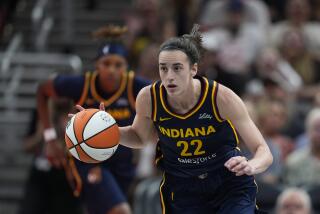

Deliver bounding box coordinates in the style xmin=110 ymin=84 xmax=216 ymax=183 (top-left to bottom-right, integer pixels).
xmin=76 ymin=24 xmax=273 ymax=213
xmin=37 ymin=26 xmax=149 ymax=214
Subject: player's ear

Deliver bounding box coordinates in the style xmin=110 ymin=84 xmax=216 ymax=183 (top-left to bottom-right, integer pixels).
xmin=191 ymin=63 xmax=198 ymax=77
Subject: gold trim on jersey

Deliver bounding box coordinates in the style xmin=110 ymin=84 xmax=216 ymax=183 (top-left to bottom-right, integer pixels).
xmin=127 ymin=71 xmax=136 ymax=110
xmin=151 ymin=83 xmax=158 ymax=121
xmin=159 ymin=78 xmax=209 ymax=120
xmin=90 ymin=71 xmax=127 ymax=107
xmin=211 ymin=81 xmax=224 ymax=122
xmin=227 ymin=119 xmax=239 ymax=145
xmin=159 ymin=173 xmax=166 ymax=214
xmin=76 ymin=72 xmax=91 ymax=106
xmin=155 ymin=154 xmax=163 ymax=165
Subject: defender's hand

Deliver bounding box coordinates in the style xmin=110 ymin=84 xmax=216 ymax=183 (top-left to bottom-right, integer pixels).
xmin=224 ymin=156 xmax=255 ymax=176
xmin=45 ymin=139 xmax=67 ymax=169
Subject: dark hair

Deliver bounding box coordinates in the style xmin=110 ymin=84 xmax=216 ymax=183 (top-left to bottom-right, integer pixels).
xmin=92 ymin=25 xmax=128 ymax=59
xmin=159 ymin=24 xmax=203 ymax=64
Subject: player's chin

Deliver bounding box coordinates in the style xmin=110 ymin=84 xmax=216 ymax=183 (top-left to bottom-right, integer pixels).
xmin=166 ymin=86 xmax=181 ymax=96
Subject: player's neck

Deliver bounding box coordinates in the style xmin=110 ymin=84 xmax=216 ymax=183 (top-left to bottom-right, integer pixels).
xmin=98 ymin=75 xmax=122 ymax=94
xmin=167 ymin=79 xmax=201 ymax=114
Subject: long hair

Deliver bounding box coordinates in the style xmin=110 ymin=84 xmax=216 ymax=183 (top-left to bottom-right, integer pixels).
xmin=159 ymin=24 xmax=204 ymax=64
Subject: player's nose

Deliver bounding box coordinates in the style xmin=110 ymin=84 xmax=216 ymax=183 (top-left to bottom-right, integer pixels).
xmin=166 ymin=69 xmax=175 ymax=80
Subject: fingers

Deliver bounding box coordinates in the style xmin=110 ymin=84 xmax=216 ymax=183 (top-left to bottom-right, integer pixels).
xmin=68 ymin=113 xmax=75 ymax=118
xmin=225 ymin=156 xmax=252 ymax=176
xmin=46 ymin=142 xmax=67 ymax=169
xmin=75 ymin=105 xmax=85 ymax=111
xmin=235 ymin=166 xmax=253 ymax=176
xmin=99 ymin=102 xmax=105 ymax=111
xmin=224 ymin=156 xmax=246 ymax=170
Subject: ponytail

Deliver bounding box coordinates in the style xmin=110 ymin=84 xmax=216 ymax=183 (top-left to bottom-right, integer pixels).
xmin=159 ymin=24 xmax=204 ymax=64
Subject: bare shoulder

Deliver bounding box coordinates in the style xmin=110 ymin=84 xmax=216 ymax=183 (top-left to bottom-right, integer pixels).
xmin=216 ymin=84 xmax=240 ymax=107
xmin=216 ymin=83 xmax=247 ymax=120
xmin=136 ymin=85 xmax=152 ymax=118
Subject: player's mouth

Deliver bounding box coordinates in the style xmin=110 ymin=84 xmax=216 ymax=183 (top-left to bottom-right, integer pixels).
xmin=167 ymin=84 xmax=177 ymax=88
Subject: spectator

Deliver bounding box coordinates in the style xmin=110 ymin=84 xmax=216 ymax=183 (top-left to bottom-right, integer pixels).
xmin=282 ymin=108 xmax=320 ymax=188
xmin=275 ymin=188 xmax=312 ymax=214
xmin=243 ymin=99 xmax=292 ymax=184
xmin=278 ymin=29 xmax=320 ymax=87
xmin=255 ymin=48 xmax=303 ymax=94
xmin=270 ymin=0 xmax=320 ymax=55
xmin=202 ymin=0 xmax=266 ymax=95
xmin=200 ymin=0 xmax=270 ymax=32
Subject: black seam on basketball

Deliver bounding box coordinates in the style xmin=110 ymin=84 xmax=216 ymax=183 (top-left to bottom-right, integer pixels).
xmin=76 ymin=144 xmax=100 ymax=162
xmin=66 ymin=135 xmax=78 ymax=150
xmin=68 ymin=140 xmax=85 ymax=150
xmin=66 ymin=133 xmax=81 ymax=160
xmin=81 ymin=139 xmax=117 ymax=150
xmin=82 ymin=123 xmax=118 ymax=147
xmin=81 ymin=110 xmax=100 ymax=142
xmin=68 ymin=144 xmax=81 ymax=160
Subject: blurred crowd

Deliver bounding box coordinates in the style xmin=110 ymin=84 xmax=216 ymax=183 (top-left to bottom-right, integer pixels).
xmin=2 ymin=0 xmax=320 ymax=213
xmin=123 ymin=0 xmax=320 ymax=212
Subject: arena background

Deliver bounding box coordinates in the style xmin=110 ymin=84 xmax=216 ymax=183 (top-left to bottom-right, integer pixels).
xmin=0 ymin=0 xmax=320 ymax=213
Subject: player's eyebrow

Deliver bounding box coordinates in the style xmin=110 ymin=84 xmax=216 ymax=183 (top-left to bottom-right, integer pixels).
xmin=159 ymin=62 xmax=183 ymax=66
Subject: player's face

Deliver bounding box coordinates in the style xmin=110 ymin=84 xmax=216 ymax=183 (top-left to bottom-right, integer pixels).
xmin=95 ymin=54 xmax=127 ymax=86
xmin=158 ymin=50 xmax=197 ymax=96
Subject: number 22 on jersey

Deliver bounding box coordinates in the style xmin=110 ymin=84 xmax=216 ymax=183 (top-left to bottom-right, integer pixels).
xmin=177 ymin=139 xmax=206 ymax=157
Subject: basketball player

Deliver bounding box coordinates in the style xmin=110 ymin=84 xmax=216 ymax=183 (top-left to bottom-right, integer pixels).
xmin=80 ymin=24 xmax=273 ymax=213
xmin=19 ymin=100 xmax=83 ymax=214
xmin=37 ymin=26 xmax=149 ymax=214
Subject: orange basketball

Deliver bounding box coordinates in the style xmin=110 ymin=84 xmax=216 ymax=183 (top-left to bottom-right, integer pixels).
xmin=65 ymin=109 xmax=120 ymax=163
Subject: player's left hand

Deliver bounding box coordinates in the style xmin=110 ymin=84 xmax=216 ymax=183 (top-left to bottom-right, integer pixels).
xmin=224 ymin=156 xmax=255 ymax=176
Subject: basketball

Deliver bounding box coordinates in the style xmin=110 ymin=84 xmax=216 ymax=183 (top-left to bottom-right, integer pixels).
xmin=65 ymin=109 xmax=120 ymax=163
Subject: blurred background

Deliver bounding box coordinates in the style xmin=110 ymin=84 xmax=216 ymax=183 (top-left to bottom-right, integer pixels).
xmin=0 ymin=0 xmax=320 ymax=213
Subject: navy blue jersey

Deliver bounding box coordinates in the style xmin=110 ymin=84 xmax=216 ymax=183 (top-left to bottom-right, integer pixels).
xmin=54 ymin=71 xmax=149 ymax=126
xmin=151 ymin=75 xmax=241 ymax=177
xmin=54 ymin=71 xmax=149 ymax=164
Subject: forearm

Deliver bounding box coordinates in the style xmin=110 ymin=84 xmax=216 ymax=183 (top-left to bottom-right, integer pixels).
xmin=119 ymin=126 xmax=147 ymax=149
xmin=248 ymin=144 xmax=273 ymax=175
xmin=36 ymin=85 xmax=52 ymax=129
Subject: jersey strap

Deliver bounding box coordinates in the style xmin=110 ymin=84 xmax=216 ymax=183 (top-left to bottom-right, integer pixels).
xmin=150 ymin=81 xmax=160 ymax=122
xmin=127 ymin=71 xmax=136 ymax=110
xmin=76 ymin=72 xmax=91 ymax=106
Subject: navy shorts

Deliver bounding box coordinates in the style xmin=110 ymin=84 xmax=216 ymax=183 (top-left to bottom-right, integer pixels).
xmin=159 ymin=167 xmax=258 ymax=214
xmin=74 ymin=159 xmax=134 ymax=214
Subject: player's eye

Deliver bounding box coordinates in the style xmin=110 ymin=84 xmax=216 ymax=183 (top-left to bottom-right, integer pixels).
xmin=173 ymin=66 xmax=181 ymax=71
xmin=115 ymin=62 xmax=124 ymax=68
xmin=160 ymin=66 xmax=167 ymax=72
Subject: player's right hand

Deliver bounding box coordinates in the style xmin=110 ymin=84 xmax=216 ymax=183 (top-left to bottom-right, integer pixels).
xmin=68 ymin=103 xmax=105 ymax=118
xmin=45 ymin=139 xmax=67 ymax=169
